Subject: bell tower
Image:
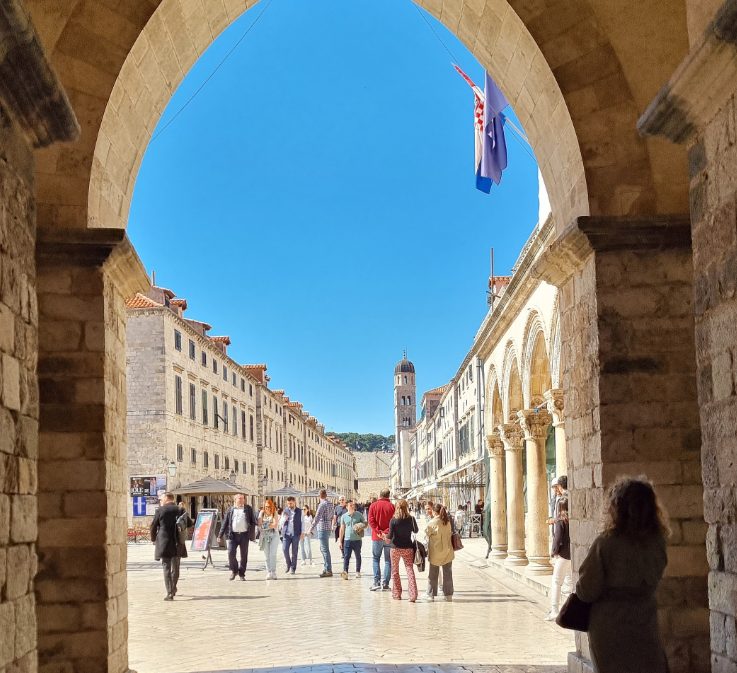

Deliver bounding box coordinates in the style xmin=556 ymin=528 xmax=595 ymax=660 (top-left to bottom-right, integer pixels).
xmin=393 ymin=351 xmax=416 ymax=490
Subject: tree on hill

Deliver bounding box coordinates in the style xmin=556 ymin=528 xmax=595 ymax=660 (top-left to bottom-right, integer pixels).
xmin=330 ymin=433 xmax=395 ymax=452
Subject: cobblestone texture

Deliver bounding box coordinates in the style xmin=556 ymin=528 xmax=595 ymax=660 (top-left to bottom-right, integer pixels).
xmin=127 ymin=537 xmax=571 ymax=673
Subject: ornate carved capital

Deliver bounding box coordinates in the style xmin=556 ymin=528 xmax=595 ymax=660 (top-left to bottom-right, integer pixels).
xmin=486 ymin=433 xmax=504 ymax=457
xmin=517 ymin=409 xmax=552 ymax=441
xmin=544 ymin=388 xmax=564 ymax=426
xmin=498 ymin=423 xmax=524 ymax=451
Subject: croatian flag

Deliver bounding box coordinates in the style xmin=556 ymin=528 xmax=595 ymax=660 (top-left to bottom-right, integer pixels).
xmin=453 ymin=66 xmax=509 ymax=193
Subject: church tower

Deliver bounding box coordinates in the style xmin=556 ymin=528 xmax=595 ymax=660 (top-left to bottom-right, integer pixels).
xmin=394 ymin=352 xmax=416 ymax=490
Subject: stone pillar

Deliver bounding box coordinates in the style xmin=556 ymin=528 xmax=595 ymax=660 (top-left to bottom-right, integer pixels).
xmin=544 ymin=389 xmax=567 ymax=478
xmin=518 ymin=409 xmax=553 ymax=576
xmin=536 ymin=215 xmax=708 ymax=673
xmin=498 ymin=423 xmax=526 ymax=566
xmin=486 ymin=432 xmax=507 ymax=559
xmin=36 ymin=229 xmax=147 ymax=673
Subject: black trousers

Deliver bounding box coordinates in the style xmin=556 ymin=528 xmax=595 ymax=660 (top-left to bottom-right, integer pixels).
xmin=227 ymin=532 xmax=250 ymax=576
xmin=162 ymin=556 xmax=181 ymax=595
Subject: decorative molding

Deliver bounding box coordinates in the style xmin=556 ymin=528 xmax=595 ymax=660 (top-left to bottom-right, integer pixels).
xmin=0 ymin=0 xmax=79 ymax=147
xmin=577 ymin=215 xmax=692 ymax=252
xmin=498 ymin=423 xmax=524 ymax=451
xmin=517 ymin=409 xmax=552 ymax=441
xmin=486 ymin=433 xmax=504 ymax=457
xmin=530 ymin=220 xmax=592 ymax=286
xmin=638 ymin=0 xmax=737 ymax=143
xmin=544 ymin=388 xmax=564 ymax=426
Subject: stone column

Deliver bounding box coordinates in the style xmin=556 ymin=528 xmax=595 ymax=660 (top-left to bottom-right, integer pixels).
xmin=486 ymin=432 xmax=507 ymax=559
xmin=544 ymin=389 xmax=566 ymax=478
xmin=498 ymin=423 xmax=526 ymax=566
xmin=518 ymin=409 xmax=553 ymax=575
xmin=36 ymin=229 xmax=148 ymax=673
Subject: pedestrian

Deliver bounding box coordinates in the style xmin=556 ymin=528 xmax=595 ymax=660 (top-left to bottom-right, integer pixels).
xmin=546 ymin=496 xmax=572 ymax=620
xmin=386 ymin=499 xmax=419 ymax=602
xmin=218 ymin=492 xmax=258 ymax=581
xmin=333 ymin=495 xmax=347 ymax=542
xmin=312 ymin=488 xmax=336 ymax=577
xmin=339 ymin=499 xmax=366 ymax=579
xmin=424 ymin=500 xmax=434 ymax=521
xmin=454 ymin=505 xmax=466 ymax=538
xmin=281 ymin=496 xmax=303 ymax=575
xmin=368 ymin=488 xmax=395 ymax=591
xmin=258 ymin=498 xmax=280 ymax=580
xmin=574 ymin=476 xmax=669 ymax=673
xmin=149 ymin=492 xmax=183 ymax=600
xmin=424 ymin=503 xmax=454 ymax=601
xmin=300 ymin=507 xmax=314 ymax=566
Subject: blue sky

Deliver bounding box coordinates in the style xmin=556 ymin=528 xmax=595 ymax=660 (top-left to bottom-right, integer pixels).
xmin=129 ymin=0 xmax=540 ymax=435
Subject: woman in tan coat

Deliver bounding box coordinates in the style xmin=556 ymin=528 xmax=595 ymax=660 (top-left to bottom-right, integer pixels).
xmin=424 ymin=503 xmax=455 ymax=601
xmin=576 ymin=476 xmax=670 ymax=673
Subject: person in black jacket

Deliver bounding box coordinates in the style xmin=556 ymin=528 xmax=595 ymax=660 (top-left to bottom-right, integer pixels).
xmin=218 ymin=493 xmax=257 ymax=580
xmin=545 ymin=496 xmax=571 ymax=620
xmin=150 ymin=492 xmax=183 ymax=600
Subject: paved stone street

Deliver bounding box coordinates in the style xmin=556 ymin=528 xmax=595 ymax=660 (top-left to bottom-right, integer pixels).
xmin=127 ymin=536 xmax=573 ymax=673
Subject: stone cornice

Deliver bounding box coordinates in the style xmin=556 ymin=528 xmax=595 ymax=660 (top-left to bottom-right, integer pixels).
xmin=638 ymin=0 xmax=737 ymax=143
xmin=0 ymin=0 xmax=79 ymax=147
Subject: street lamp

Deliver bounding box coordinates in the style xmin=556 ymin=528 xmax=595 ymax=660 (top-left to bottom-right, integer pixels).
xmin=166 ymin=461 xmax=177 ymax=478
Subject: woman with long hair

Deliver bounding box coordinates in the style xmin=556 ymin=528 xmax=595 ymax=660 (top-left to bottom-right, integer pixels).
xmin=300 ymin=506 xmax=314 ymax=566
xmin=385 ymin=499 xmax=418 ymax=602
xmin=258 ymin=498 xmax=280 ymax=580
xmin=545 ymin=496 xmax=571 ymax=620
xmin=425 ymin=503 xmax=454 ymax=601
xmin=576 ymin=476 xmax=670 ymax=673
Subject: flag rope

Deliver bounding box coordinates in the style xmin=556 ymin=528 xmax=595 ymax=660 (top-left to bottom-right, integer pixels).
xmin=150 ymin=0 xmax=274 ymax=144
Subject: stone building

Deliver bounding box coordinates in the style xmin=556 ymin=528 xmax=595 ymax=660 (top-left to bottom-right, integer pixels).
xmin=355 ymin=451 xmax=394 ymax=502
xmin=2 ymin=2 xmax=736 ymax=673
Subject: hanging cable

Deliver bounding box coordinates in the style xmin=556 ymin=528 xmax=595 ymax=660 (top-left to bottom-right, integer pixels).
xmin=412 ymin=3 xmax=460 ymax=63
xmin=150 ymin=0 xmax=274 ymax=144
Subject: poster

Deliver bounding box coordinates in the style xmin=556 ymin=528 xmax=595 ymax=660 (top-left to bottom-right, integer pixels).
xmin=191 ymin=509 xmax=218 ymax=552
xmin=130 ymin=475 xmax=157 ymax=497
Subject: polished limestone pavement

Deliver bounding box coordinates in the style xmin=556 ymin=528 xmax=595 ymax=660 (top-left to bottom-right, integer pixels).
xmin=127 ymin=536 xmax=572 ymax=673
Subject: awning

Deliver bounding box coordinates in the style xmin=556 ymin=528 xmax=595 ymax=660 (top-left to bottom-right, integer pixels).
xmin=437 ymin=457 xmax=485 ymax=487
xmin=266 ymin=486 xmax=305 ymax=497
xmin=172 ymin=476 xmax=248 ymax=496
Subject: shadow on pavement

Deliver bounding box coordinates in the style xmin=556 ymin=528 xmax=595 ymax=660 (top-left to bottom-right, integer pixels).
xmin=181 ymin=664 xmax=566 ymax=673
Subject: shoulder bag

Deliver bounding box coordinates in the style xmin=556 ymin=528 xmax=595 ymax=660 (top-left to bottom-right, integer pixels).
xmin=451 ymin=531 xmax=464 ymax=551
xmin=555 ymin=593 xmax=591 ymax=632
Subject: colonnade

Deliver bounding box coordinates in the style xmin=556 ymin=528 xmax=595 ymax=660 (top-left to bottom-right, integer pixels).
xmin=486 ymin=388 xmax=566 ymax=575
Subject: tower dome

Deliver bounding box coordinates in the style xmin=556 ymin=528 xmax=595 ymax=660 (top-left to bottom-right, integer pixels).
xmin=394 ymin=352 xmax=415 ymax=374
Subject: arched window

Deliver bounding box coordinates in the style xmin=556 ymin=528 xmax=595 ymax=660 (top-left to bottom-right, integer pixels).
xmin=404 ymin=375 xmax=408 ymax=384
xmin=407 ymin=396 xmax=412 ymax=405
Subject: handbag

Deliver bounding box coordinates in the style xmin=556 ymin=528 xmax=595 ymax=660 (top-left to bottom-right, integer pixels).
xmin=555 ymin=593 xmax=591 ymax=632
xmin=451 ymin=532 xmax=464 ymax=551
xmin=175 ymin=513 xmax=187 ymax=545
xmin=413 ymin=539 xmax=427 ymax=572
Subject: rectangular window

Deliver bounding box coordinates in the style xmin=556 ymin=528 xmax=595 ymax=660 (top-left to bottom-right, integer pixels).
xmin=241 ymin=410 xmax=246 ymax=439
xmin=204 ymin=451 xmax=209 ymax=468
xmin=223 ymin=403 xmax=229 ymax=433
xmin=234 ymin=460 xmax=239 ymax=474
xmin=177 ymin=444 xmax=183 ymax=462
xmin=175 ymin=375 xmax=183 ymax=415
xmin=232 ymin=405 xmax=237 ymax=436
xmin=223 ymin=365 xmax=228 ymax=381
xmin=240 ymin=378 xmax=245 ymax=392
xmin=250 ymin=463 xmax=254 ymax=476
xmin=189 ymin=383 xmax=196 ymax=420
xmin=249 ymin=415 xmax=254 ymax=441
xmin=213 ymin=396 xmax=219 ymax=429
xmin=201 ymin=351 xmax=207 ymax=366
xmin=232 ymin=372 xmax=236 ymax=386
xmin=188 ymin=339 xmax=195 ymax=360
xmin=191 ymin=448 xmax=196 ymax=464
xmin=202 ymin=389 xmax=208 ymax=425
xmin=213 ymin=359 xmax=218 ymax=374
xmin=224 ymin=456 xmax=230 ymax=470
xmin=249 ymin=383 xmax=253 ymax=396
xmin=174 ymin=330 xmax=182 ymax=351
xmin=214 ymin=454 xmax=220 ymax=470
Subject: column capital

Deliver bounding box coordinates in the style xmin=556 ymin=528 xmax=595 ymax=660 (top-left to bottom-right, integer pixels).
xmin=517 ymin=409 xmax=552 ymax=441
xmin=544 ymin=388 xmax=565 ymax=426
xmin=486 ymin=432 xmax=504 ymax=457
xmin=498 ymin=423 xmax=524 ymax=451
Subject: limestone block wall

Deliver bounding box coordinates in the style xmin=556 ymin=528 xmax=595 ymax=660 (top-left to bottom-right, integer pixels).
xmin=690 ymin=90 xmax=737 ymax=673
xmin=0 ymin=116 xmax=38 ymax=673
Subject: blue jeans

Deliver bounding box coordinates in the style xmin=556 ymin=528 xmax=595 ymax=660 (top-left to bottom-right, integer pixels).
xmin=372 ymin=540 xmax=391 ymax=586
xmin=343 ymin=539 xmax=362 ymax=572
xmin=261 ymin=531 xmax=279 ymax=574
xmin=317 ymin=530 xmax=332 ymax=572
xmin=300 ymin=535 xmax=312 ymax=562
xmin=282 ymin=534 xmax=299 ymax=571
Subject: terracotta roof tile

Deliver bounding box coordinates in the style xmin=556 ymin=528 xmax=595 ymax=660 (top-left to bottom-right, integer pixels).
xmin=171 ymin=298 xmax=188 ymax=310
xmin=211 ymin=336 xmax=231 ymax=345
xmin=424 ymin=384 xmax=448 ymax=397
xmin=125 ymin=293 xmax=162 ymax=309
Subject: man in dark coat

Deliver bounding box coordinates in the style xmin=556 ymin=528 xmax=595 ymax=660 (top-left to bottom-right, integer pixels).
xmin=218 ymin=492 xmax=257 ymax=580
xmin=150 ymin=492 xmax=182 ymax=600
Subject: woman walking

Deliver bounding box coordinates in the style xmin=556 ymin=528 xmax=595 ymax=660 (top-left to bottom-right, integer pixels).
xmin=339 ymin=499 xmax=366 ymax=579
xmin=576 ymin=476 xmax=670 ymax=673
xmin=386 ymin=499 xmax=418 ymax=602
xmin=300 ymin=507 xmax=314 ymax=566
xmin=545 ymin=496 xmax=571 ymax=620
xmin=425 ymin=503 xmax=454 ymax=601
xmin=258 ymin=498 xmax=280 ymax=580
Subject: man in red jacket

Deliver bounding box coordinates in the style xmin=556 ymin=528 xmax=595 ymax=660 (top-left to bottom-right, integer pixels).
xmin=368 ymin=488 xmax=395 ymax=591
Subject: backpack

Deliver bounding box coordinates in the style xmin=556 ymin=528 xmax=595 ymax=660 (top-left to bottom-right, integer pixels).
xmin=175 ymin=513 xmax=188 ymax=545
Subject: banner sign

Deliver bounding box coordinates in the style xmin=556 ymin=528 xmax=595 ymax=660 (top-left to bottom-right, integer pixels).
xmin=191 ymin=509 xmax=218 ymax=552
xmin=130 ymin=476 xmax=157 ymax=497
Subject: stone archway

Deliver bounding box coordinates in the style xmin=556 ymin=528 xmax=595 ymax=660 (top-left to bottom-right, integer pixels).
xmin=0 ymin=1 xmax=718 ymax=673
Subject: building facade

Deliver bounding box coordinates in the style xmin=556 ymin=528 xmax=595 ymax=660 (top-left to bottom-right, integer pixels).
xmin=355 ymin=451 xmax=394 ymax=502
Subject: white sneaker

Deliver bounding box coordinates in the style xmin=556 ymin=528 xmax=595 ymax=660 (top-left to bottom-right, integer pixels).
xmin=544 ymin=610 xmax=558 ymax=621
xmin=356 ymin=571 xmax=361 ymax=578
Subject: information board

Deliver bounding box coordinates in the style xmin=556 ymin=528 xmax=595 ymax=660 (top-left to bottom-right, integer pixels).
xmin=132 ymin=496 xmax=147 ymax=517
xmin=191 ymin=509 xmax=218 ymax=552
